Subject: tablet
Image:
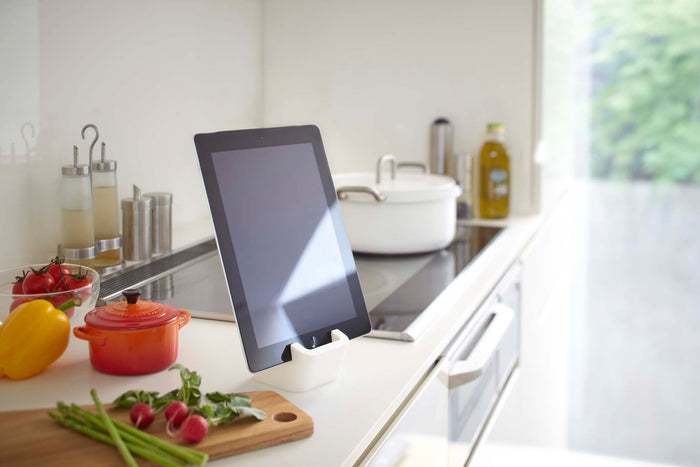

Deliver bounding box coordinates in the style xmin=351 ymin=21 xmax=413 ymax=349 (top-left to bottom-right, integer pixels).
xmin=194 ymin=125 xmax=371 ymax=372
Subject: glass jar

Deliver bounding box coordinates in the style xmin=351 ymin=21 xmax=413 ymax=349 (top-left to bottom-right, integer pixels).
xmin=61 ymin=146 xmax=96 ymax=265
xmin=92 ymin=142 xmax=121 ymax=267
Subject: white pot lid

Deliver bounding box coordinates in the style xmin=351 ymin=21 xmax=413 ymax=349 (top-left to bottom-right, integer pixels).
xmin=333 ymin=172 xmax=462 ymax=203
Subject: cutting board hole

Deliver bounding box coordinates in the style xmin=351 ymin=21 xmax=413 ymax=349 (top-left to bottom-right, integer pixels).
xmin=273 ymin=412 xmax=297 ymax=422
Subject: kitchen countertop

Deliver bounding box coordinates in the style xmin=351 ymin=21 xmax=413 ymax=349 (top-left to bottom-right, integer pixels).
xmin=0 ymin=216 xmax=543 ymax=466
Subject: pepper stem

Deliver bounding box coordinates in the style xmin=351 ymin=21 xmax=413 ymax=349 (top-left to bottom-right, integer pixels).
xmin=57 ymin=296 xmax=82 ymax=311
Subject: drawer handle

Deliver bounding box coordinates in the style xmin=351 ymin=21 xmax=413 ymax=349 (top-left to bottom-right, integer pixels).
xmin=448 ymin=304 xmax=514 ymax=390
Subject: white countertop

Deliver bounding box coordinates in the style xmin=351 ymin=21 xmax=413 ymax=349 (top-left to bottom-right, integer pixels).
xmin=0 ymin=216 xmax=543 ymax=466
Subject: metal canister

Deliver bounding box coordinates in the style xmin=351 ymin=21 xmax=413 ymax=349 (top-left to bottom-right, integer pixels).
xmin=121 ymin=185 xmax=152 ymax=261
xmin=430 ymin=117 xmax=453 ymax=175
xmin=451 ymin=153 xmax=474 ymax=219
xmin=144 ymin=192 xmax=172 ymax=257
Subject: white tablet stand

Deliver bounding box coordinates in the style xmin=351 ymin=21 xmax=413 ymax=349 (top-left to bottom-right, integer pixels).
xmin=253 ymin=329 xmax=349 ymax=392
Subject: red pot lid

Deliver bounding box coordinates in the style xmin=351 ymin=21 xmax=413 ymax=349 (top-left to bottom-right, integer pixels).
xmin=85 ymin=289 xmax=180 ymax=331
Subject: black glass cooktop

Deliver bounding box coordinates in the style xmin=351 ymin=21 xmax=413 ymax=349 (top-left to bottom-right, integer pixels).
xmin=355 ymin=225 xmax=503 ymax=340
xmin=101 ymin=225 xmax=503 ymax=341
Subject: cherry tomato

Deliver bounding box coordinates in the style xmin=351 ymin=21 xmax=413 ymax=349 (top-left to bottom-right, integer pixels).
xmin=49 ymin=293 xmax=72 ymax=309
xmin=47 ymin=263 xmax=71 ymax=286
xmin=64 ymin=274 xmax=91 ymax=291
xmin=11 ymin=270 xmax=28 ymax=295
xmin=12 ymin=280 xmax=24 ymax=295
xmin=10 ymin=296 xmax=32 ymax=312
xmin=49 ymin=293 xmax=75 ymax=319
xmin=22 ymin=271 xmax=56 ymax=295
xmin=52 ymin=279 xmax=69 ymax=292
xmin=64 ymin=272 xmax=92 ymax=299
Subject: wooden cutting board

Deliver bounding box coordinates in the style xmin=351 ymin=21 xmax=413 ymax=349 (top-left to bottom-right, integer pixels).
xmin=0 ymin=391 xmax=313 ymax=466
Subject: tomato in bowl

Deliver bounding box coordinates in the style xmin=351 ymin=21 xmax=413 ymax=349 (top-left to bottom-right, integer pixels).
xmin=0 ymin=262 xmax=100 ymax=326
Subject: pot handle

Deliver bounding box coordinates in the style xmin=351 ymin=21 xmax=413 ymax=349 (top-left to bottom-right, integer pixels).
xmin=397 ymin=161 xmax=427 ymax=173
xmin=177 ymin=310 xmax=191 ymax=329
xmin=336 ymin=186 xmax=386 ymax=202
xmin=73 ymin=326 xmax=107 ymax=347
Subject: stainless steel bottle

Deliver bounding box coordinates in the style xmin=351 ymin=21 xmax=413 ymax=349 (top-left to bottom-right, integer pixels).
xmin=121 ymin=185 xmax=152 ymax=261
xmin=144 ymin=192 xmax=172 ymax=257
xmin=451 ymin=153 xmax=474 ymax=219
xmin=430 ymin=118 xmax=453 ymax=175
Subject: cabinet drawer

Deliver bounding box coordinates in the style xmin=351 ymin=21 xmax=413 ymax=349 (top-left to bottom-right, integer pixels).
xmin=448 ymin=356 xmax=498 ymax=465
xmin=447 ymin=302 xmax=518 ymax=467
xmin=365 ymin=359 xmax=449 ymax=467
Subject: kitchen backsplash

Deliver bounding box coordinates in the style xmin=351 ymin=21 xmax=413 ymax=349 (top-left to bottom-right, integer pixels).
xmin=1 ymin=0 xmax=536 ymax=267
xmin=0 ymin=0 xmax=262 ymax=266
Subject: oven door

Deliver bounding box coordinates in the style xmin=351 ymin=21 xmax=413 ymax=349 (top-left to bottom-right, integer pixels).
xmin=447 ymin=300 xmax=519 ymax=467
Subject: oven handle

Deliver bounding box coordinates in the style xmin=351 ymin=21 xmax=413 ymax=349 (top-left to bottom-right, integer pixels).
xmin=448 ymin=303 xmax=514 ymax=390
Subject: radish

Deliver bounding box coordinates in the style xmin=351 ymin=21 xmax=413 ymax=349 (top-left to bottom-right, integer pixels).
xmin=179 ymin=415 xmax=209 ymax=443
xmin=164 ymin=401 xmax=188 ymax=427
xmin=129 ymin=403 xmax=155 ymax=429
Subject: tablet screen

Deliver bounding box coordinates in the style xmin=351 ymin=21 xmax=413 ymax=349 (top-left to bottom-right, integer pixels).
xmin=211 ymin=143 xmax=357 ymax=348
xmin=195 ymin=125 xmax=370 ymax=372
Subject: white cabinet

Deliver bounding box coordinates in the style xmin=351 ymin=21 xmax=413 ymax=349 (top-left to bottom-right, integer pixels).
xmin=362 ymin=263 xmax=523 ymax=467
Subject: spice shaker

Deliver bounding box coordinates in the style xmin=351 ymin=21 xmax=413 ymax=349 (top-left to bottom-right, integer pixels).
xmin=144 ymin=192 xmax=172 ymax=257
xmin=121 ymin=185 xmax=152 ymax=261
xmin=59 ymin=146 xmax=96 ymax=265
xmin=430 ymin=117 xmax=453 ymax=175
xmin=92 ymin=142 xmax=122 ymax=266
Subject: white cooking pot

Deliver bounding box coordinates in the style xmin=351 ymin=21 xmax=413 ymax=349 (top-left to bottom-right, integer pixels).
xmin=333 ymin=155 xmax=462 ymax=254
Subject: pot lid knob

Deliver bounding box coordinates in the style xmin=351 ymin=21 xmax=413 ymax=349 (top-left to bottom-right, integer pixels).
xmin=123 ymin=289 xmax=142 ymax=305
xmin=85 ymin=288 xmax=180 ymax=330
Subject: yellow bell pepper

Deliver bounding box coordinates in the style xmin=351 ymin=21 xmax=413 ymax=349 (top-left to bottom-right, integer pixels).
xmin=0 ymin=299 xmax=71 ymax=380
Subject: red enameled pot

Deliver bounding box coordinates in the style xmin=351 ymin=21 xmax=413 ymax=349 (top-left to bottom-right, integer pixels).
xmin=73 ymin=289 xmax=191 ymax=375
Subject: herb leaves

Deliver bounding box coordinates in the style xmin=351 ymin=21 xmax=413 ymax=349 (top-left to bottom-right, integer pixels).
xmin=112 ymin=365 xmax=266 ymax=425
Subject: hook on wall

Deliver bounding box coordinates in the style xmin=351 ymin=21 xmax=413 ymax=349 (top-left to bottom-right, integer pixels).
xmin=81 ymin=123 xmax=100 ymax=167
xmin=21 ymin=122 xmax=36 ymax=156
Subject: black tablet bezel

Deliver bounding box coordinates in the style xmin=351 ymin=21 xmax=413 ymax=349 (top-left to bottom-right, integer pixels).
xmin=194 ymin=125 xmax=371 ymax=372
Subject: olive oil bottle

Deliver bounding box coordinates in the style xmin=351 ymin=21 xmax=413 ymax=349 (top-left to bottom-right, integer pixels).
xmin=478 ymin=123 xmax=510 ymax=219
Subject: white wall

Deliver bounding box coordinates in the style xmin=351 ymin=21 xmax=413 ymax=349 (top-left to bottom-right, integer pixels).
xmin=262 ymin=0 xmax=536 ymax=214
xmin=0 ymin=0 xmax=41 ymax=268
xmin=1 ymin=0 xmax=541 ymax=268
xmin=0 ymin=0 xmax=262 ymax=267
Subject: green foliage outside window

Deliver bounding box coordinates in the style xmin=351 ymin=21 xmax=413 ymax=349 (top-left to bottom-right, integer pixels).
xmin=592 ymin=0 xmax=700 ymax=183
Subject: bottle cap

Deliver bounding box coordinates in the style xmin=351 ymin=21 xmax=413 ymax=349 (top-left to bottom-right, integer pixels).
xmin=62 ymin=146 xmax=90 ymax=176
xmin=91 ymin=142 xmax=117 ymax=171
xmin=144 ymin=192 xmax=172 ymax=206
xmin=486 ymin=123 xmax=505 ymax=134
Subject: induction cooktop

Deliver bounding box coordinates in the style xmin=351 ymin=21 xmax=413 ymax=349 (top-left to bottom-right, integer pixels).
xmin=100 ymin=224 xmax=503 ymax=342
